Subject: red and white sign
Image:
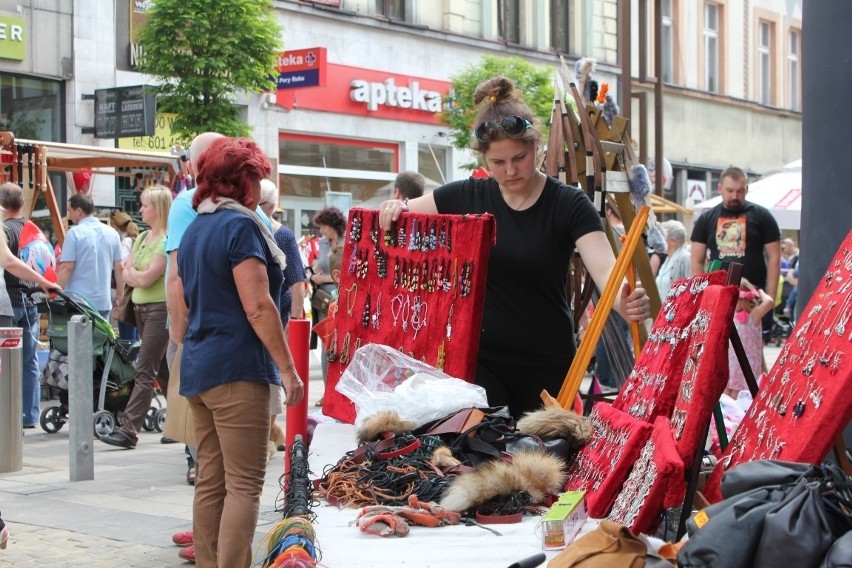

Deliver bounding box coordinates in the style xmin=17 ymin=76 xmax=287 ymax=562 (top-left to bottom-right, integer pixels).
xmin=276 ymin=47 xmax=327 ymax=90
xmin=276 ymin=62 xmax=451 ymax=125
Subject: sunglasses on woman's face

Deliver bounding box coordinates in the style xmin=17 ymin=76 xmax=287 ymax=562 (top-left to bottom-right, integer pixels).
xmin=474 ymin=115 xmax=533 ymax=143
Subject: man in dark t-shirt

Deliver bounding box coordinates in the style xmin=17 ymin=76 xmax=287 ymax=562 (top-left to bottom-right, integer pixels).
xmin=690 ymin=166 xmax=781 ymax=338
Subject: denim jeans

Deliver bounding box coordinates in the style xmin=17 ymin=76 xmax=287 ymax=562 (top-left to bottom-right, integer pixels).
xmin=117 ymin=320 xmax=138 ymax=341
xmin=13 ymin=305 xmax=41 ymax=426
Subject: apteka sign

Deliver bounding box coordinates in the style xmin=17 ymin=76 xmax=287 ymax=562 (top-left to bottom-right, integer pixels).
xmin=276 ymin=60 xmax=451 ymax=125
xmin=350 ymin=78 xmax=443 ymax=113
xmin=276 ymin=47 xmax=327 ymax=89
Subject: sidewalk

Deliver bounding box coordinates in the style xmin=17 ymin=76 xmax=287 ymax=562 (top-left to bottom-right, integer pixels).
xmin=0 ymin=350 xmax=327 ymax=567
xmin=0 ymin=344 xmax=782 ymax=567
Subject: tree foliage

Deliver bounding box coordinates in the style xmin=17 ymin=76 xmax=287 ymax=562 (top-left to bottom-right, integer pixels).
xmin=136 ymin=0 xmax=282 ymax=138
xmin=439 ymin=55 xmax=555 ymax=158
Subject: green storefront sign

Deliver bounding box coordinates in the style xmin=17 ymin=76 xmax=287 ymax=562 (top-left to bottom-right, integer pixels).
xmin=0 ymin=16 xmax=25 ymax=61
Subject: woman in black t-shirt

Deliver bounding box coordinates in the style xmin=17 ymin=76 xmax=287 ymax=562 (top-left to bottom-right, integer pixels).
xmin=379 ymin=76 xmax=651 ymax=418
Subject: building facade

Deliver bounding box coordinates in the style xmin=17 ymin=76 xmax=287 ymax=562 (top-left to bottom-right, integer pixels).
xmin=0 ymin=0 xmax=802 ymax=238
xmin=631 ymin=0 xmax=803 ymax=207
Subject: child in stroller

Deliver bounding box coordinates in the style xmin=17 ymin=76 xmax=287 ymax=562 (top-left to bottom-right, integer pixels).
xmin=30 ymin=288 xmax=164 ymax=438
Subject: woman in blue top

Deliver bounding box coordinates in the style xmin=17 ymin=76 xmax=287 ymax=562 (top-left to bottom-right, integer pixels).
xmin=379 ymin=76 xmax=651 ymax=419
xmin=172 ymin=137 xmax=304 ymax=568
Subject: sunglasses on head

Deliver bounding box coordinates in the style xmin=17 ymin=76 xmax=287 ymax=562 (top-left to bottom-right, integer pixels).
xmin=474 ymin=115 xmax=533 ymax=143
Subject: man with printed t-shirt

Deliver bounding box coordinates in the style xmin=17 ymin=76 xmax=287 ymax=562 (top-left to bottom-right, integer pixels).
xmin=690 ymin=166 xmax=781 ymax=340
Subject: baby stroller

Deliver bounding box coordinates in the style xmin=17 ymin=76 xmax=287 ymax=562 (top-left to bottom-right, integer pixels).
xmin=29 ymin=288 xmax=164 ymax=439
xmin=770 ymin=314 xmax=793 ymax=347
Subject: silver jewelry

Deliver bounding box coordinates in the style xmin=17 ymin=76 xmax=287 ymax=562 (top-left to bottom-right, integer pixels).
xmin=371 ymin=292 xmax=382 ymax=330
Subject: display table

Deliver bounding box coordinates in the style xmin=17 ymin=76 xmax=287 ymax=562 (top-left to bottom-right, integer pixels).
xmin=307 ymin=422 xmax=597 ymax=567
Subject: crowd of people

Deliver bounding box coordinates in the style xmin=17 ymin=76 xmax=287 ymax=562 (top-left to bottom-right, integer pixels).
xmin=2 ymin=73 xmax=800 ymax=567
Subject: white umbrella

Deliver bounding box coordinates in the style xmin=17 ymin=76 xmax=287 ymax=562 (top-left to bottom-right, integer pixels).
xmin=693 ymin=161 xmax=802 ymax=230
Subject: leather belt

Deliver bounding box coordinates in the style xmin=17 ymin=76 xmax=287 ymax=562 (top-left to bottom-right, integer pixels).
xmin=475 ymin=510 xmax=523 ymax=524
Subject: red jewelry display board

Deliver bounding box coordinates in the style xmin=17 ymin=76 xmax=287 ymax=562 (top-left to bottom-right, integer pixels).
xmin=668 ymin=284 xmax=739 ymax=466
xmin=568 ymin=278 xmax=737 ymax=523
xmin=322 ymin=208 xmax=496 ymax=424
xmin=613 ymin=271 xmax=729 ymax=423
xmin=704 ymin=229 xmax=852 ymax=503
xmin=607 ymin=416 xmax=684 ymax=535
xmin=562 ymin=402 xmax=654 ymax=518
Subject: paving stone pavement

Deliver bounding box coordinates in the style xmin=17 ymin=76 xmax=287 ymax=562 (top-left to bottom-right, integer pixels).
xmin=0 ymin=350 xmax=327 ymax=567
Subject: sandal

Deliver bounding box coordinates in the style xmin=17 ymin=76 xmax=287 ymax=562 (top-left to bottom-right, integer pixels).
xmin=186 ymin=465 xmax=196 ymax=486
xmin=314 ymin=397 xmax=323 ymax=408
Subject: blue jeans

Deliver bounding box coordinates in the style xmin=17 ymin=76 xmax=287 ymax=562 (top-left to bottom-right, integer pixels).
xmin=13 ymin=305 xmax=41 ymax=426
xmin=118 ymin=320 xmax=138 ymax=341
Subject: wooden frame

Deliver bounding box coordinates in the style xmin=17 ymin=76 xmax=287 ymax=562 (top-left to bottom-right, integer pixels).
xmin=0 ymin=132 xmax=182 ymax=246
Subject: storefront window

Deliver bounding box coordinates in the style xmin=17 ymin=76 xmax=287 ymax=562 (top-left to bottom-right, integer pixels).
xmin=278 ymin=133 xmax=400 ymax=238
xmin=0 ymin=74 xmax=62 ymax=141
xmin=418 ymin=144 xmax=448 ymax=186
xmin=279 ymin=173 xmax=389 ymax=203
xmin=279 ymin=133 xmax=396 ymax=173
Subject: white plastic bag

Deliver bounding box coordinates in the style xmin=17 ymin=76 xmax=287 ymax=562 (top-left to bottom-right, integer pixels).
xmin=335 ymin=344 xmax=488 ymax=429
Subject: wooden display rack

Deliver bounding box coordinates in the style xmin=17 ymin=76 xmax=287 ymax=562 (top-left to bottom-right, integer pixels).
xmin=541 ymin=58 xmax=669 ymax=398
xmin=0 ymin=131 xmax=182 ymax=245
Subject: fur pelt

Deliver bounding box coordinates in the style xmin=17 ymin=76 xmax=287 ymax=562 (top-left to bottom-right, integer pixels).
xmin=431 ymin=446 xmax=461 ymax=469
xmin=516 ymin=407 xmax=592 ymax=449
xmin=574 ymin=58 xmax=597 ymax=104
xmin=439 ymin=451 xmax=566 ymax=513
xmin=601 ymin=93 xmax=620 ymax=126
xmin=356 ymin=411 xmax=416 ymax=445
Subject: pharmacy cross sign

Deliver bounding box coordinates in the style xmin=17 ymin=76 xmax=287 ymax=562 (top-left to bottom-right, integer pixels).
xmin=276 ymin=47 xmax=327 ymax=90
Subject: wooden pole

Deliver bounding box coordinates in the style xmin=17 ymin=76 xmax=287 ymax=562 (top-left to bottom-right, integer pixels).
xmin=544 ymin=205 xmax=651 ymax=408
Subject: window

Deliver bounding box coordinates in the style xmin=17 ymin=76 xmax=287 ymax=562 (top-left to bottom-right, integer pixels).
xmin=704 ymin=3 xmax=719 ymax=93
xmin=550 ymin=0 xmax=572 ymax=54
xmin=788 ymin=29 xmax=801 ymax=111
xmin=279 ymin=174 xmax=388 ymax=202
xmin=377 ymin=0 xmax=405 ymax=21
xmin=661 ymin=0 xmax=674 ymax=83
xmin=0 ymin=74 xmax=62 ymax=141
xmin=499 ymin=0 xmax=520 ymax=44
xmin=418 ymin=144 xmax=448 ymax=187
xmin=759 ymin=21 xmax=773 ymax=105
xmin=278 ymin=134 xmax=398 ymax=201
xmin=279 ymin=136 xmax=396 ymax=173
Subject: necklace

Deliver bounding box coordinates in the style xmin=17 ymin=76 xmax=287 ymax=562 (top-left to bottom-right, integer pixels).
xmin=500 ymin=172 xmax=542 ymax=211
xmin=345 ymin=283 xmax=358 ymax=316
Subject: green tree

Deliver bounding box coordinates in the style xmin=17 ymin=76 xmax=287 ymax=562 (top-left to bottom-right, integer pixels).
xmin=439 ymin=55 xmax=554 ymax=165
xmin=136 ymin=0 xmax=282 ymax=138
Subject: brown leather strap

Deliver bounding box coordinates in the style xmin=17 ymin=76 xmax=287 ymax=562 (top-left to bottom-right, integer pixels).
xmin=376 ymin=436 xmax=420 ymax=460
xmin=475 ymin=510 xmax=523 ymax=524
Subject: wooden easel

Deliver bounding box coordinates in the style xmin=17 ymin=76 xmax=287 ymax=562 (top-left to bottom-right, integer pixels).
xmin=542 ymin=205 xmax=651 ymax=409
xmin=544 ymin=59 xmax=670 ymax=394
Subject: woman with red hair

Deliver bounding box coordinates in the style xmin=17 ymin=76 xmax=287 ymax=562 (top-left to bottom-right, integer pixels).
xmin=172 ymin=137 xmax=304 ymax=567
